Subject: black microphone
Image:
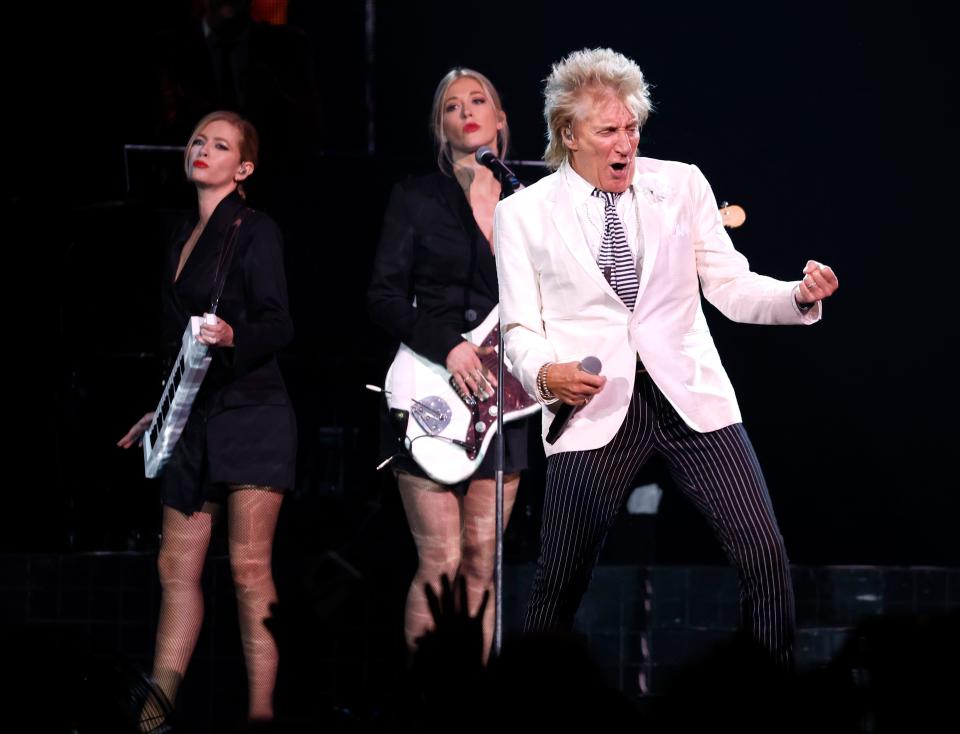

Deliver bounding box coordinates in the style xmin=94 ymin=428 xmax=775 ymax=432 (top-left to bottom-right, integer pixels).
xmin=545 ymin=356 xmax=602 ymax=445
xmin=475 ymin=145 xmax=521 ymax=194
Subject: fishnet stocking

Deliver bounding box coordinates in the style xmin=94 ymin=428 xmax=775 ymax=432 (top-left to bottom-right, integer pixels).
xmin=227 ymin=487 xmax=283 ymax=722
xmin=461 ymin=475 xmax=518 ymax=660
xmin=397 ymin=475 xmax=462 ymax=650
xmin=396 ymin=472 xmax=519 ymax=660
xmin=150 ymin=503 xmax=217 ymax=715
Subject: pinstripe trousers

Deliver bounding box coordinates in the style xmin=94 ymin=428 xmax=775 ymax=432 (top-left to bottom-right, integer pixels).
xmin=523 ymin=370 xmax=795 ymax=665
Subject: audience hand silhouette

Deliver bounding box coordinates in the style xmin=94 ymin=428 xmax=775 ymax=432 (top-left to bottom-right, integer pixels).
xmin=410 ymin=573 xmax=488 ymax=731
xmin=416 ymin=574 xmax=488 ymax=678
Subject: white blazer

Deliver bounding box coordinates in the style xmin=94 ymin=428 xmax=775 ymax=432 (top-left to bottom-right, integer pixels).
xmin=494 ymin=158 xmax=821 ymax=456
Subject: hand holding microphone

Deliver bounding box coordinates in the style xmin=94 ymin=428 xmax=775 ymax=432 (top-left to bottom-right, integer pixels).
xmin=545 ymin=357 xmax=605 ymax=444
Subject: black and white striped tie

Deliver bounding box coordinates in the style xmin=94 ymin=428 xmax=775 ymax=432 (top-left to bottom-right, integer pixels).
xmin=592 ymin=189 xmax=639 ymax=310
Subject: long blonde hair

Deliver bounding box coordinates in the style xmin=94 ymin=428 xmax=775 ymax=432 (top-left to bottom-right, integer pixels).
xmin=430 ymin=68 xmax=510 ymax=175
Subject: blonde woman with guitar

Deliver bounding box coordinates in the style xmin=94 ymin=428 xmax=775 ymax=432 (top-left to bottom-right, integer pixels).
xmin=368 ymin=68 xmax=533 ymax=661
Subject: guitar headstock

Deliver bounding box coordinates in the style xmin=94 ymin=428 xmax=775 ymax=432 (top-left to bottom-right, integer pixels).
xmin=719 ymin=203 xmax=746 ymax=229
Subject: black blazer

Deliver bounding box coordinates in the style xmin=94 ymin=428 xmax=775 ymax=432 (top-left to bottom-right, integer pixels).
xmin=163 ymin=191 xmax=293 ymax=413
xmin=368 ymin=172 xmax=500 ymax=365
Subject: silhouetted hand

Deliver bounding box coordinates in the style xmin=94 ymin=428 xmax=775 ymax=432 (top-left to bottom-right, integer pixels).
xmin=261 ymin=601 xmax=282 ymax=647
xmin=423 ymin=573 xmax=489 ymax=655
xmin=412 ymin=574 xmax=489 ymax=723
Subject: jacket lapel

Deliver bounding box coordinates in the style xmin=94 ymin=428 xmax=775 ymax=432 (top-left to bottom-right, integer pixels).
xmin=438 ymin=175 xmax=499 ymax=298
xmin=631 ymin=165 xmax=662 ymax=308
xmin=549 ymin=172 xmax=624 ymax=305
xmin=174 ymin=191 xmax=246 ymax=310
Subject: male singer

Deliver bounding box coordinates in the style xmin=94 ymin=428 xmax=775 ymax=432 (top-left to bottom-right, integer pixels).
xmin=493 ymin=48 xmax=838 ymax=665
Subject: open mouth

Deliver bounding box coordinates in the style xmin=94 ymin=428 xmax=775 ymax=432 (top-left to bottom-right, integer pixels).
xmin=610 ymin=162 xmax=627 ymax=172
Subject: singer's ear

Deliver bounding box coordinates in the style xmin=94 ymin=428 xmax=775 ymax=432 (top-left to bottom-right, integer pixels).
xmin=497 ymin=109 xmax=506 ymax=129
xmin=561 ymin=125 xmax=577 ymax=151
xmin=235 ymin=162 xmax=254 ymax=181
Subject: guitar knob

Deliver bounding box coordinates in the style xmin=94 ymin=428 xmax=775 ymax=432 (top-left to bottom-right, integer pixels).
xmin=475 ymin=422 xmax=486 ymax=433
xmin=488 ymin=405 xmax=498 ymax=417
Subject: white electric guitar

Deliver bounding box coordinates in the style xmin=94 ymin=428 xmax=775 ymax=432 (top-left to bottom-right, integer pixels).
xmin=384 ymin=307 xmax=539 ymax=485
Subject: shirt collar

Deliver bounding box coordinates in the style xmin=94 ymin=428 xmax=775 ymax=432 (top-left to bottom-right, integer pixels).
xmin=560 ymin=160 xmax=634 ymax=206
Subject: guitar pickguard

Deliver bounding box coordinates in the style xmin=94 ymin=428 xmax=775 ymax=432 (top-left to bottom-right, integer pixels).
xmin=410 ymin=395 xmax=453 ymax=436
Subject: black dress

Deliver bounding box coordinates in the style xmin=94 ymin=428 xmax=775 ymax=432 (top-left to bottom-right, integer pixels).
xmin=368 ymin=172 xmax=527 ymax=488
xmin=159 ymin=191 xmax=296 ymax=513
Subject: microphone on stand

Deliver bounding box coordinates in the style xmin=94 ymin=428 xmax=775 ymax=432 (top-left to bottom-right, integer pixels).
xmin=545 ymin=356 xmax=603 ymax=445
xmin=475 ymin=146 xmax=521 ymax=194
xmin=485 ymin=146 xmax=523 ymax=655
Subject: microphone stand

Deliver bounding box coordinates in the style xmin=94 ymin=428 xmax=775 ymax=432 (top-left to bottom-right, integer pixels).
xmin=493 ymin=170 xmax=519 ymax=656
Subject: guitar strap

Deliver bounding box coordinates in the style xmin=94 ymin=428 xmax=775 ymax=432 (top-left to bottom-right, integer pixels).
xmin=208 ymin=209 xmax=247 ymax=315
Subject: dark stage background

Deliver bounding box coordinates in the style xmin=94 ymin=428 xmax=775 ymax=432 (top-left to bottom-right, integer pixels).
xmin=3 ymin=0 xmax=953 ymax=569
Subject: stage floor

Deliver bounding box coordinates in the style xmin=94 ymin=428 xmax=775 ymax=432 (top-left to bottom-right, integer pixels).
xmin=3 ymin=553 xmax=957 ymax=731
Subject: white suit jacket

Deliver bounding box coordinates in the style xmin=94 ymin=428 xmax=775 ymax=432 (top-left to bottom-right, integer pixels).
xmin=494 ymin=158 xmax=821 ymax=456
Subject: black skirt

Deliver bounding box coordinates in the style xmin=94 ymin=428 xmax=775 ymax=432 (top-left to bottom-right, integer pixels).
xmin=159 ymin=398 xmax=297 ymax=514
